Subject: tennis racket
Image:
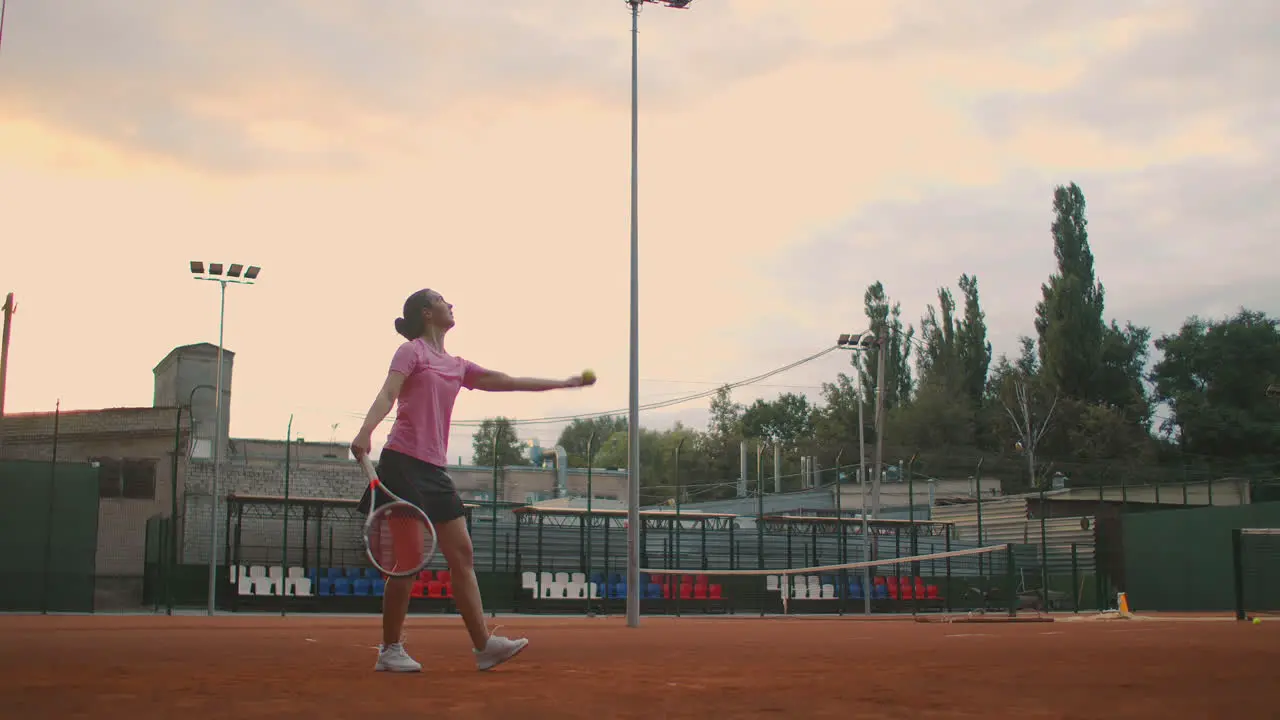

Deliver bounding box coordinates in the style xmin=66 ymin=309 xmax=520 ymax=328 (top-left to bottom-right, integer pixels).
xmin=358 ymin=454 xmax=437 ymax=577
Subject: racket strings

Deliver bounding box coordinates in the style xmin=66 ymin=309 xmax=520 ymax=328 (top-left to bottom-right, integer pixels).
xmin=367 ymin=505 xmax=433 ymax=575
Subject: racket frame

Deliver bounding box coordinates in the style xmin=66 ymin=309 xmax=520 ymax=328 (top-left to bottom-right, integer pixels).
xmin=358 ymin=454 xmax=438 ymax=578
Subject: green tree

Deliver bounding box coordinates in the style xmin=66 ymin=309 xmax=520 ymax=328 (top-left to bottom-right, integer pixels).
xmin=955 ymin=274 xmax=993 ymax=406
xmin=740 ymin=392 xmax=814 ymax=450
xmin=471 ymin=417 xmax=528 ymax=466
xmin=555 ymin=415 xmax=628 ymax=466
xmin=856 ymin=281 xmax=915 ymax=410
xmin=1150 ymin=309 xmax=1280 ymax=457
xmin=1034 ymin=182 xmax=1106 ymax=402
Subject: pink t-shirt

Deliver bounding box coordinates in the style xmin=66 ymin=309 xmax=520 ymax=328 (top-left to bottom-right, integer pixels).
xmin=383 ymin=339 xmax=488 ymax=467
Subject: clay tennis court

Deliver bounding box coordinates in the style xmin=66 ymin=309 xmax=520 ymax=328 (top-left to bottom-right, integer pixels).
xmin=1 ymin=614 xmax=1276 ymax=719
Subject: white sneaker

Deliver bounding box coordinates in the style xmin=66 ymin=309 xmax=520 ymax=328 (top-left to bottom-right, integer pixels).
xmin=374 ymin=642 xmax=422 ymax=673
xmin=474 ymin=632 xmax=529 ymax=671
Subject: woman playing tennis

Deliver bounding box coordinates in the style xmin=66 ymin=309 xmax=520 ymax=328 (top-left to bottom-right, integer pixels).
xmin=351 ymin=288 xmax=596 ymax=673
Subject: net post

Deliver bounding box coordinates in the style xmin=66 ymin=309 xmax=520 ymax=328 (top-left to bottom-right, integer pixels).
xmin=1005 ymin=543 xmax=1017 ymax=618
xmin=1231 ymin=528 xmax=1245 ymax=621
xmin=1070 ymin=543 xmax=1079 ymax=614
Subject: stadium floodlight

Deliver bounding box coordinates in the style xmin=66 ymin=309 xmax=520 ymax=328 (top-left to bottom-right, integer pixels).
xmin=835 ymin=330 xmax=877 ymax=615
xmin=189 ymin=261 xmax=261 ymax=616
xmin=624 ymin=0 xmax=693 ymax=630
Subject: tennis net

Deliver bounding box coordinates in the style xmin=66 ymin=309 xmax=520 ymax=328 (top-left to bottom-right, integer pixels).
xmin=636 ymin=543 xmax=1021 ymax=616
xmin=1233 ymin=528 xmax=1280 ymax=620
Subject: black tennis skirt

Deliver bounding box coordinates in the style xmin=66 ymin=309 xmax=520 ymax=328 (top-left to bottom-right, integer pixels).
xmin=356 ymin=448 xmax=466 ymax=524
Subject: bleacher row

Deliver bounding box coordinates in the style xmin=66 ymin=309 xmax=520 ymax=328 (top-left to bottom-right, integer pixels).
xmin=767 ymin=573 xmax=941 ymax=601
xmin=522 ymin=571 xmax=725 ymax=601
xmin=231 ymin=565 xmax=457 ymax=599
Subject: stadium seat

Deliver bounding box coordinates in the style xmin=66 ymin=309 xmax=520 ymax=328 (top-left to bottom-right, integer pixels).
xmin=540 ymin=582 xmax=563 ymax=599
xmin=791 ymin=584 xmax=807 ymax=600
xmin=646 ymin=583 xmax=663 ymax=599
xmin=419 ymin=570 xmax=434 ymax=582
xmin=268 ymin=566 xmax=285 ymax=582
xmin=766 ymin=575 xmax=780 ymax=592
xmin=237 ymin=577 xmax=253 ymax=596
xmin=693 ymin=584 xmax=708 ymax=600
xmin=554 ymin=571 xmax=570 ymax=585
xmin=926 ymin=584 xmax=939 ymax=599
xmin=589 ymin=572 xmax=605 ymax=586
xmin=229 ymin=565 xmax=242 ymax=583
xmin=820 ymin=584 xmax=835 ymax=599
xmin=252 ymin=577 xmax=276 ymax=596
xmin=353 ymin=579 xmax=372 ymax=596
xmin=326 ymin=568 xmax=342 ymax=579
xmin=710 ymin=584 xmax=723 ymax=599
xmin=288 ymin=567 xmax=305 ymax=579
xmin=410 ymin=581 xmax=426 ymax=599
xmin=540 ymin=572 xmax=554 ymax=587
xmin=437 ymin=570 xmax=452 ymax=584
xmin=588 ymin=583 xmax=601 ymax=599
xmin=593 ymin=582 xmax=608 ymax=599
xmin=521 ymin=572 xmax=537 ymax=590
xmin=566 ymin=583 xmax=587 ymax=599
xmin=679 ymin=583 xmax=693 ymax=600
xmin=570 ymin=572 xmax=586 ymax=584
xmin=333 ymin=578 xmax=352 ymax=596
xmin=317 ymin=578 xmax=333 ymax=596
xmin=293 ymin=577 xmax=314 ymax=596
xmin=610 ymin=583 xmax=627 ymax=599
xmin=874 ymin=584 xmax=888 ymax=599
xmin=372 ymin=578 xmax=385 ymax=596
xmin=427 ymin=581 xmax=445 ymax=599
xmin=248 ymin=565 xmax=267 ymax=579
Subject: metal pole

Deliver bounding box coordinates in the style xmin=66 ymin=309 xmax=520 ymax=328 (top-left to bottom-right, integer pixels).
xmin=168 ymin=403 xmax=182 ymax=615
xmin=586 ymin=431 xmax=595 ymax=579
xmin=41 ymin=400 xmax=60 ymax=614
xmin=0 ymin=292 xmax=14 ymax=453
xmin=674 ymin=437 xmax=684 ymax=571
xmin=871 ymin=336 xmax=888 ymax=517
xmin=281 ymin=415 xmax=292 ymax=616
xmin=625 ymin=0 xmax=642 ymax=629
xmin=756 ymin=444 xmax=765 ymax=569
xmin=858 ymin=375 xmax=870 ymax=615
xmin=207 ymin=280 xmax=226 ymax=616
xmin=491 ymin=431 xmax=499 ymax=572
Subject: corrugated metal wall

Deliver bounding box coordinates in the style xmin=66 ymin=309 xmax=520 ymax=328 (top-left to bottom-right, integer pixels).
xmin=931 ymin=497 xmax=1097 ymax=575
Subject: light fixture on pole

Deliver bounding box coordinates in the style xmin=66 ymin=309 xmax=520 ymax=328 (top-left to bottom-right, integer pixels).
xmin=624 ymin=0 xmax=692 ymax=631
xmin=190 ymin=260 xmax=260 ymax=616
xmin=837 ymin=331 xmax=876 ymax=615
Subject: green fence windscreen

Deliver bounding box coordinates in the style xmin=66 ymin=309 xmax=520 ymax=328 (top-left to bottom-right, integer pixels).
xmin=0 ymin=460 xmax=101 ymax=612
xmin=1122 ymin=502 xmax=1280 ymax=612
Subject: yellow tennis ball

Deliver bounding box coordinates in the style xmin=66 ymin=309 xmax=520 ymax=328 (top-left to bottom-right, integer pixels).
xmin=1254 ymin=617 xmax=1262 ymax=625
xmin=581 ymin=369 xmax=597 ymax=385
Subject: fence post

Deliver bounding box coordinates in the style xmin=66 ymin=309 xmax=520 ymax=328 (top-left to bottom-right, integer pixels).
xmin=1070 ymin=543 xmax=1079 ymax=613
xmin=1005 ymin=543 xmax=1017 ymax=618
xmin=41 ymin=400 xmax=61 ymax=615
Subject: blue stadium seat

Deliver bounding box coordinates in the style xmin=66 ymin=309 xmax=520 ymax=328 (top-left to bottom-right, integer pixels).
xmin=645 ymin=583 xmax=662 ymax=599
xmin=373 ymin=578 xmax=386 ymax=596
xmin=873 ymin=584 xmax=888 ymax=600
xmin=609 ymin=573 xmax=623 ymax=585
xmin=610 ymin=582 xmax=627 ymax=599
xmin=326 ymin=567 xmax=342 ymax=579
xmin=589 ymin=572 xmax=605 ymax=585
xmin=353 ymin=579 xmax=372 ymax=596
xmin=317 ymin=578 xmax=334 ymax=596
xmin=364 ymin=568 xmax=381 ymax=579
xmin=592 ymin=582 xmax=607 ymax=598
xmin=639 ymin=572 xmax=650 ymax=585
xmin=333 ymin=578 xmax=352 ymax=596
xmin=345 ymin=568 xmax=363 ymax=579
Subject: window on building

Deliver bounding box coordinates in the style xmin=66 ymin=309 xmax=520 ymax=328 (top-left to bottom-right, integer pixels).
xmin=122 ymin=459 xmax=157 ymax=499
xmin=95 ymin=458 xmax=122 ymax=498
xmin=94 ymin=458 xmax=157 ymax=500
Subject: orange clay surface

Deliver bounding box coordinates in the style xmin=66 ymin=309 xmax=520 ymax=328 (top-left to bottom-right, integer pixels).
xmin=1 ymin=613 xmax=1277 ymax=719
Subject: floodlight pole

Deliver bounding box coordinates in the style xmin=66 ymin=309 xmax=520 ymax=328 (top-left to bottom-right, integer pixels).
xmin=837 ymin=331 xmax=875 ymax=615
xmin=191 ymin=262 xmax=259 ymax=616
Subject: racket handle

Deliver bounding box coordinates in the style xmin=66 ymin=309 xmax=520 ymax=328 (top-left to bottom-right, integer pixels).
xmin=357 ymin=454 xmax=378 ymax=481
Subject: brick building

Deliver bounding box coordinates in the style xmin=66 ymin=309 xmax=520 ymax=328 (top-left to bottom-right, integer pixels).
xmin=2 ymin=341 xmax=627 ymax=607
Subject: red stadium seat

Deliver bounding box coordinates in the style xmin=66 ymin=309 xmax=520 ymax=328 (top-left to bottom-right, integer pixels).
xmin=418 ymin=570 xmax=433 ymax=582
xmin=709 ymin=584 xmax=723 ymax=599
xmin=694 ymin=584 xmax=708 ymax=600
xmin=426 ymin=581 xmax=444 ymax=599
xmin=926 ymin=585 xmax=939 ymax=599
xmin=679 ymin=583 xmax=693 ymax=600
xmin=436 ymin=570 xmax=451 ymax=584
xmin=411 ymin=581 xmax=426 ymax=598
xmin=662 ymin=583 xmax=672 ymax=599
xmin=887 ymin=584 xmax=898 ymax=599
xmin=695 ymin=574 xmax=709 ymax=586
xmin=444 ymin=582 xmax=454 ymax=599
xmin=900 ymin=584 xmax=913 ymax=600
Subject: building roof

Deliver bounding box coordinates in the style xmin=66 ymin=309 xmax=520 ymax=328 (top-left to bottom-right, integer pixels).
xmin=153 ymin=342 xmax=235 ymax=373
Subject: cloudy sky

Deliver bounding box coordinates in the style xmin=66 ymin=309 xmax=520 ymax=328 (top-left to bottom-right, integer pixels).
xmin=3 ymin=0 xmax=1276 ymax=462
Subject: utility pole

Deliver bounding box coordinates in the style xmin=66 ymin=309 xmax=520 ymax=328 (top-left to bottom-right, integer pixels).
xmin=0 ymin=292 xmax=15 ymax=455
xmin=870 ymin=335 xmax=888 ymax=517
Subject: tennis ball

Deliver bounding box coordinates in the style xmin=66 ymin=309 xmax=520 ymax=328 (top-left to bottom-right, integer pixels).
xmin=581 ymin=369 xmax=597 ymax=385
xmin=1254 ymin=617 xmax=1262 ymax=625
